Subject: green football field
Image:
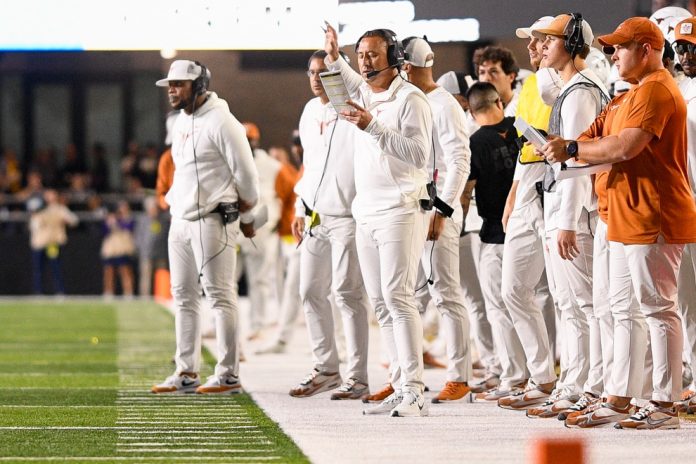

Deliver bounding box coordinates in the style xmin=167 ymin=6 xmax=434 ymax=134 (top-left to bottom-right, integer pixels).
xmin=0 ymin=300 xmax=308 ymax=463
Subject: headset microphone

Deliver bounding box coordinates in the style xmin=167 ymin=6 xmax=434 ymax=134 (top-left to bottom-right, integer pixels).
xmin=365 ymin=64 xmax=395 ymax=79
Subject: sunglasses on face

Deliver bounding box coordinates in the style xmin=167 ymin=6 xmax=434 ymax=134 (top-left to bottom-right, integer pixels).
xmin=602 ymin=46 xmax=616 ymax=55
xmin=675 ymin=42 xmax=696 ymax=55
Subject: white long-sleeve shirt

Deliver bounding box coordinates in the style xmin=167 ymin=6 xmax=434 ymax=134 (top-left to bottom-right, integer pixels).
xmin=326 ymin=56 xmax=432 ymax=220
xmin=166 ymin=92 xmax=259 ymax=221
xmin=295 ymin=97 xmax=357 ymax=217
xmin=425 ymin=86 xmax=470 ymax=222
xmin=252 ymin=147 xmax=282 ymax=231
xmin=544 ymin=69 xmax=608 ymax=232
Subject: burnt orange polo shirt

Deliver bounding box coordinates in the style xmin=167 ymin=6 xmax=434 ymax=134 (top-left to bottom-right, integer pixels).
xmin=583 ymin=69 xmax=696 ymax=244
xmin=579 ymin=92 xmax=630 ymax=224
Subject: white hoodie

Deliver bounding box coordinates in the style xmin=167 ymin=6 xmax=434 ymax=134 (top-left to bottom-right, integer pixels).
xmin=326 ymin=56 xmax=432 ymax=221
xmin=295 ymin=97 xmax=357 ymax=217
xmin=166 ymin=92 xmax=259 ymax=221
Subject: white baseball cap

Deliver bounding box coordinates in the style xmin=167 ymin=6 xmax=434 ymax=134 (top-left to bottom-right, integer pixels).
xmin=404 ymin=37 xmax=434 ymax=68
xmin=516 ymin=16 xmax=555 ymax=39
xmin=437 ymin=71 xmax=460 ymax=94
xmin=156 ymin=60 xmax=207 ymax=87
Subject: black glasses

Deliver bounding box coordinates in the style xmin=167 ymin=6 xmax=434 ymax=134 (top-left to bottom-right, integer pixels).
xmin=675 ymin=42 xmax=696 ymax=55
xmin=602 ymin=46 xmax=616 ymax=55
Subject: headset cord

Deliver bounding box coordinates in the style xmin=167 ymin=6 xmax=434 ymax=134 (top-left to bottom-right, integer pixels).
xmin=304 ymin=113 xmax=338 ymax=240
xmin=190 ymin=95 xmax=231 ymax=283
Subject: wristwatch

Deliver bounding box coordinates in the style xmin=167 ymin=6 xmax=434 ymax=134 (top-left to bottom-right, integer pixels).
xmin=566 ymin=140 xmax=579 ymax=161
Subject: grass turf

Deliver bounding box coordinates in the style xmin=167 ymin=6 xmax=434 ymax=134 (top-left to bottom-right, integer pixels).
xmin=0 ymin=300 xmax=308 ymax=463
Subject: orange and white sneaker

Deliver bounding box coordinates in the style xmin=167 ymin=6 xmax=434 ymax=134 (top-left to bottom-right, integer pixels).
xmin=423 ymin=351 xmax=447 ymax=369
xmin=469 ymin=371 xmax=501 ymax=393
xmin=289 ymin=369 xmax=342 ymax=398
xmin=566 ymin=402 xmax=632 ymax=428
xmin=196 ymin=375 xmax=243 ymax=394
xmin=151 ymin=372 xmax=200 ymax=394
xmin=362 ymin=383 xmax=395 ymax=403
xmin=615 ymin=402 xmax=680 ymax=430
xmin=525 ymin=387 xmax=579 ymax=419
xmin=557 ymin=392 xmax=600 ymax=421
xmin=432 ymin=381 xmax=471 ymax=403
xmin=498 ymin=381 xmax=553 ymax=410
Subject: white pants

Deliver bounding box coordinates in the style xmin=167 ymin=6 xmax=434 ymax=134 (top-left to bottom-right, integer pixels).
xmin=238 ymin=229 xmax=279 ymax=332
xmin=416 ymin=217 xmax=472 ymax=383
xmin=480 ymin=242 xmax=527 ymax=388
xmin=545 ymin=213 xmax=598 ymax=396
xmin=299 ymin=215 xmax=369 ymax=383
xmin=169 ymin=215 xmax=240 ymax=378
xmin=357 ymin=209 xmax=428 ymax=393
xmin=592 ymin=219 xmax=615 ymax=396
xmin=502 ymin=201 xmax=556 ymax=385
xmin=277 ymin=240 xmax=302 ymax=344
xmin=458 ymin=232 xmax=500 ymax=375
xmin=678 ymin=243 xmax=696 ymax=390
xmin=626 ymin=241 xmax=685 ymax=402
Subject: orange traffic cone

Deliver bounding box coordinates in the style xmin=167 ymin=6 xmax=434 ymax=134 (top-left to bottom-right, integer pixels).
xmin=154 ymin=268 xmax=172 ymax=303
xmin=529 ymin=436 xmax=585 ymax=464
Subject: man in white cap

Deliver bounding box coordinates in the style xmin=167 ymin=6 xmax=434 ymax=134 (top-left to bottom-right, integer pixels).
xmin=401 ymin=36 xmax=473 ymax=403
xmin=519 ymin=13 xmax=610 ymax=416
xmin=150 ymin=60 xmax=259 ymax=394
xmin=484 ymin=16 xmax=557 ymax=404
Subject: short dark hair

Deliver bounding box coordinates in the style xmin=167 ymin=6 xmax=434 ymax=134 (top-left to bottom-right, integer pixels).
xmin=466 ymin=82 xmax=501 ymax=114
xmin=308 ymin=50 xmax=328 ymax=68
xmin=472 ymin=46 xmax=520 ymax=84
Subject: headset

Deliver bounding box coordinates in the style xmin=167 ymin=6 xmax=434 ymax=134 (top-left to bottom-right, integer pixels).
xmin=355 ymin=29 xmax=406 ymax=69
xmin=564 ymin=13 xmax=585 ymax=58
xmin=192 ymin=61 xmax=210 ymax=97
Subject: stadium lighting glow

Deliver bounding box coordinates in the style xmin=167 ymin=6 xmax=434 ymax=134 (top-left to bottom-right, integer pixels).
xmin=0 ymin=0 xmax=479 ymax=51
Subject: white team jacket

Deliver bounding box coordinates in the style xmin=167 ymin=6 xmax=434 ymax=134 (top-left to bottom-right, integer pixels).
xmin=425 ymin=86 xmax=471 ymax=222
xmin=326 ymin=56 xmax=432 ymax=221
xmin=295 ymin=97 xmax=357 ymax=217
xmin=166 ymin=92 xmax=259 ymax=221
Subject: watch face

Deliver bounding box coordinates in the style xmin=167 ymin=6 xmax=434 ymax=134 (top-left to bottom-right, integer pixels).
xmin=568 ymin=141 xmax=578 ymax=156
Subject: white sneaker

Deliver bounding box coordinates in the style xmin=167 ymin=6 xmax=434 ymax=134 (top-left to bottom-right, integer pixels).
xmin=363 ymin=392 xmax=403 ymax=415
xmin=151 ymin=372 xmax=200 ymax=394
xmin=390 ymin=390 xmax=428 ymax=417
xmin=195 ymin=375 xmax=243 ymax=394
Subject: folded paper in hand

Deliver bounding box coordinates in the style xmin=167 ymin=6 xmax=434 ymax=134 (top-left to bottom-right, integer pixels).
xmin=513 ymin=117 xmax=547 ymax=149
xmin=319 ymin=71 xmax=352 ymax=115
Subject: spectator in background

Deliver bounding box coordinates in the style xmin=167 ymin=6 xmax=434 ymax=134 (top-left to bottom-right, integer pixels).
xmin=89 ymin=143 xmax=111 ymax=193
xmin=290 ymin=129 xmax=304 ymax=169
xmin=17 ymin=171 xmax=44 ymax=203
xmin=0 ymin=147 xmax=22 ymax=194
xmin=137 ymin=143 xmax=160 ymax=189
xmin=31 ymin=148 xmax=58 ymax=188
xmin=28 ymin=189 xmax=78 ymax=295
xmin=134 ymin=196 xmax=163 ymax=296
xmin=101 ymin=200 xmax=136 ymax=297
xmin=59 ymin=143 xmax=87 ymax=189
xmin=121 ymin=140 xmax=140 ymax=190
